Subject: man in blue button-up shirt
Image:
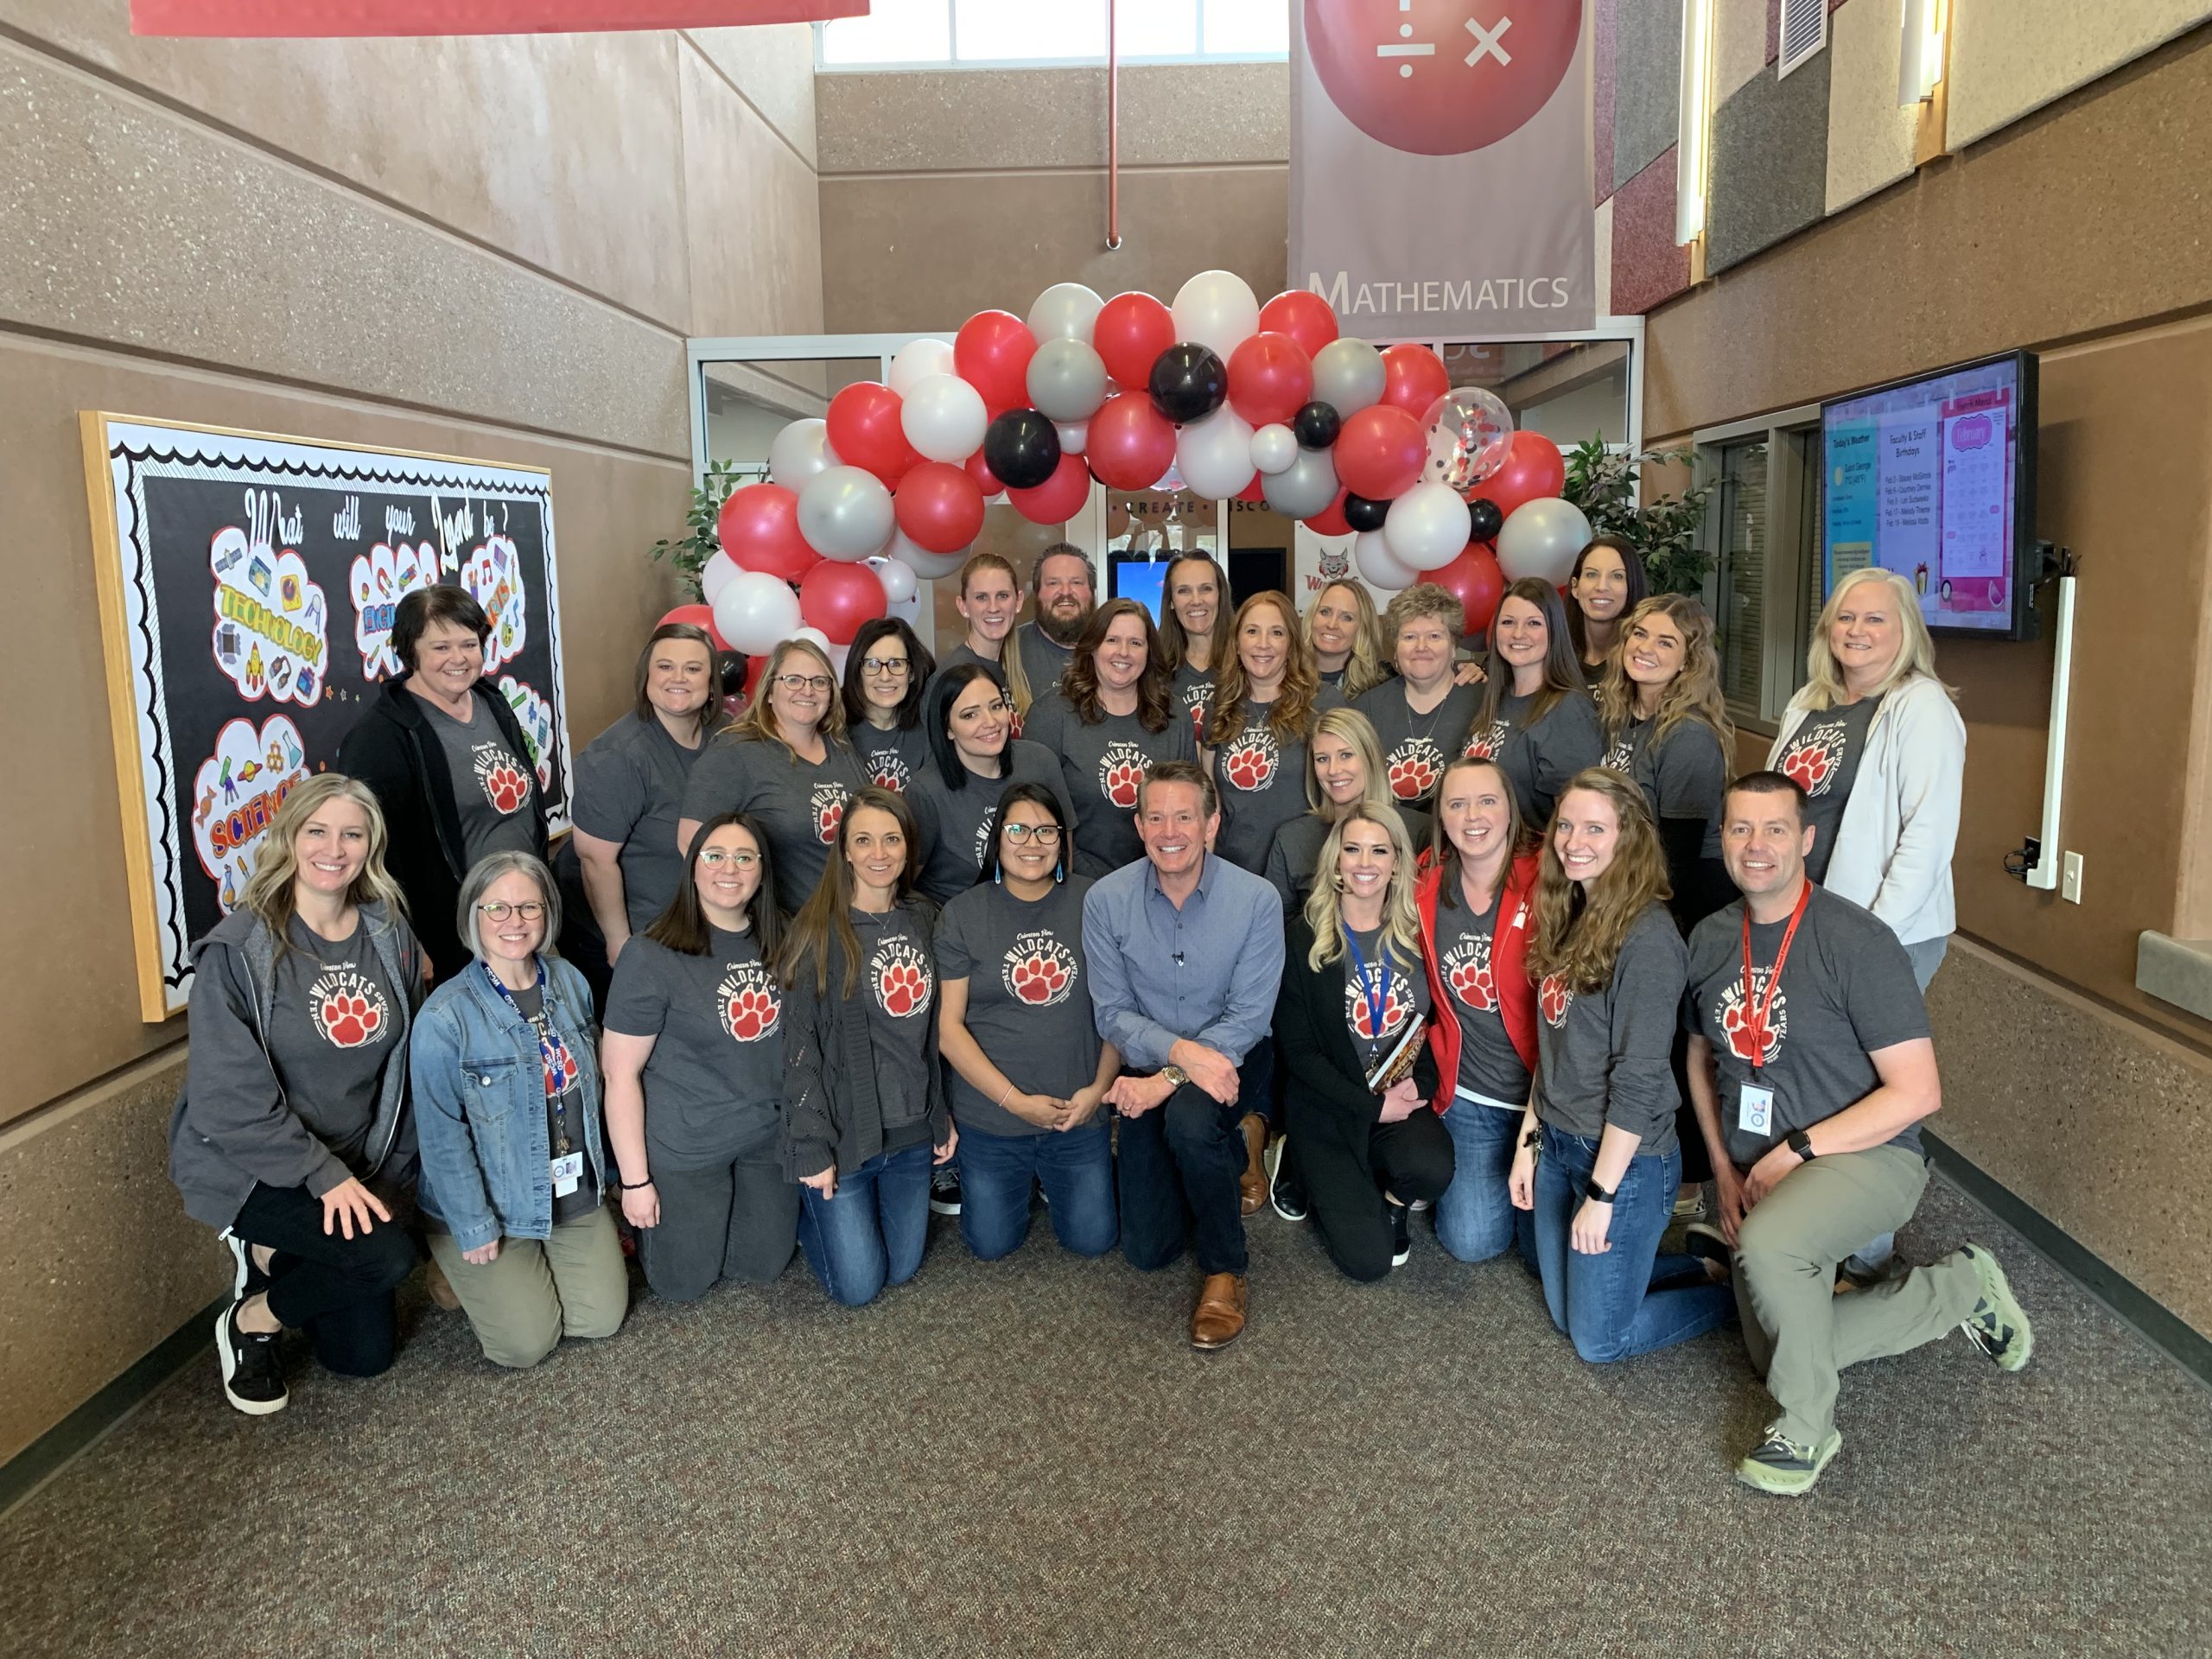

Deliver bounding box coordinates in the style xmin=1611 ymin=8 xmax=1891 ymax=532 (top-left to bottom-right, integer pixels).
xmin=1085 ymin=761 xmax=1285 ymax=1350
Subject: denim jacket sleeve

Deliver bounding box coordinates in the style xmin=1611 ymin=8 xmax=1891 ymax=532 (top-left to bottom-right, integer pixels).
xmin=408 ymin=995 xmax=504 ymax=1254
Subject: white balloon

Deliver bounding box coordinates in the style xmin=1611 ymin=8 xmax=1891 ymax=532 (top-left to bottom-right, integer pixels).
xmin=1384 ymin=481 xmax=1474 ymax=572
xmin=1027 ymin=281 xmax=1105 ymax=344
xmin=887 ymin=588 xmax=924 ymax=627
xmin=712 ymin=571 xmax=803 ymax=656
xmin=1055 ymin=421 xmax=1089 ymax=455
xmin=825 ymin=641 xmax=851 ymax=677
xmin=887 ymin=337 xmax=957 ymax=397
xmin=1174 ymin=405 xmax=1256 ymax=501
xmin=798 ymin=466 xmax=895 ymax=562
xmin=1496 ymin=497 xmax=1594 ymax=587
xmin=699 ymin=550 xmax=741 ymax=605
xmin=791 ymin=626 xmax=833 ymax=655
xmin=1171 ymin=269 xmax=1262 ymax=361
xmin=869 ymin=555 xmax=919 ymax=606
xmin=884 ymin=526 xmax=966 ymax=580
xmin=899 ymin=372 xmax=989 ymax=465
xmin=1249 ymin=423 xmax=1299 ymax=475
xmin=767 ymin=419 xmax=839 ymax=490
xmin=1354 ymin=530 xmax=1420 ymax=591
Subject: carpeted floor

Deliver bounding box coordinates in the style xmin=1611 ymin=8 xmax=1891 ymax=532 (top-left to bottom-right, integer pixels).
xmin=3 ymin=1173 xmax=2207 ymax=1658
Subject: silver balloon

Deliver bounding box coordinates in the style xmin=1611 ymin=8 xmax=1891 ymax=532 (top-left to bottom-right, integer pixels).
xmin=1175 ymin=406 xmax=1256 ymax=501
xmin=1354 ymin=529 xmax=1420 ymax=591
xmin=1249 ymin=423 xmax=1298 ymax=475
xmin=1311 ymin=338 xmax=1387 ymax=417
xmin=1261 ymin=444 xmax=1338 ymax=519
xmin=767 ymin=418 xmax=839 ymax=490
xmin=1027 ymin=281 xmax=1105 ymax=345
xmin=1422 ymin=386 xmax=1516 ymax=490
xmin=884 ymin=526 xmax=965 ymax=580
xmin=1027 ymin=338 xmax=1110 ymax=423
xmin=797 ymin=465 xmax=895 ymax=563
xmin=1495 ymin=497 xmax=1594 ymax=586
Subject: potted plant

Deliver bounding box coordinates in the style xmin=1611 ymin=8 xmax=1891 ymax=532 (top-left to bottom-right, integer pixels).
xmin=1560 ymin=436 xmax=1714 ymax=597
xmin=649 ymin=459 xmax=754 ymax=599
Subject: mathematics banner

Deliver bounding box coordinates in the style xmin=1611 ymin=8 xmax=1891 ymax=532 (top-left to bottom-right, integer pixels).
xmin=1291 ymin=0 xmax=1596 ymax=338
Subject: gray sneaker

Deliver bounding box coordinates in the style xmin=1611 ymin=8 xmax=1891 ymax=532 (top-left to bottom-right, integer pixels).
xmin=1735 ymin=1424 xmax=1842 ymax=1496
xmin=1958 ymin=1243 xmax=2033 ymax=1371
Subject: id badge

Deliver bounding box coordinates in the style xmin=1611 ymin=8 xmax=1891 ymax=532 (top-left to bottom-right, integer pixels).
xmin=1738 ymin=1084 xmax=1775 ymax=1138
xmin=550 ymin=1152 xmax=583 ymax=1197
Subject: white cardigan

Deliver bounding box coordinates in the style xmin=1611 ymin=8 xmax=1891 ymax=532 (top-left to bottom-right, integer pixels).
xmin=1768 ymin=674 xmax=1965 ymax=947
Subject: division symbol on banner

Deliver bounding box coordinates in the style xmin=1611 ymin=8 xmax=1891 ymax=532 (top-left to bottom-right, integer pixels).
xmin=1306 ymin=1 xmax=1580 ymax=156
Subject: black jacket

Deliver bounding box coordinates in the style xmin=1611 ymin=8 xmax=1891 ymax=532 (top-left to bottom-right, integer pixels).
xmin=336 ymin=676 xmax=549 ymax=981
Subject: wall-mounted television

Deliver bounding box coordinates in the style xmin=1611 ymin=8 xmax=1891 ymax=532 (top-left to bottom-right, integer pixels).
xmin=1821 ymin=350 xmax=2037 ymax=639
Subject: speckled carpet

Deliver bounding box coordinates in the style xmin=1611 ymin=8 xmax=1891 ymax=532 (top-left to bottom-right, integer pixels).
xmin=2 ymin=1173 xmax=2206 ymax=1658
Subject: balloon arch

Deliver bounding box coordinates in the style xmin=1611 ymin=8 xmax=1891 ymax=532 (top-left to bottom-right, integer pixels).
xmin=674 ymin=271 xmax=1595 ymax=664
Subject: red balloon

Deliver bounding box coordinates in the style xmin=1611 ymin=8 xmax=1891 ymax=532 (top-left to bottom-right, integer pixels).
xmin=1236 ymin=474 xmax=1267 ymax=504
xmin=716 ymin=483 xmax=816 ymax=582
xmin=954 ymin=310 xmax=1038 ymax=411
xmin=964 ymin=447 xmax=1005 ymax=499
xmin=658 ymin=601 xmax=732 ymax=653
xmin=1304 ymin=488 xmax=1352 ymax=537
xmin=1379 ymin=344 xmax=1452 ymax=416
xmin=1432 ymin=543 xmax=1506 ymax=637
xmin=1332 ymin=404 xmax=1427 ymax=500
xmin=1226 ymin=332 xmax=1315 ymax=429
xmin=1092 ymin=292 xmax=1177 ymax=392
xmin=1085 ymin=391 xmax=1179 ymax=492
xmin=798 ymin=560 xmax=887 ymax=645
xmin=1484 ymin=431 xmax=1569 ymax=521
xmin=1007 ymin=452 xmax=1092 ymax=526
xmin=893 ymin=461 xmax=986 ymax=555
xmin=825 ymin=381 xmax=920 ymax=487
xmin=1257 ymin=289 xmax=1339 ymax=360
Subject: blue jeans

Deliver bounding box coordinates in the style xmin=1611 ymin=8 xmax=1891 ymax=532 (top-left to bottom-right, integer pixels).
xmin=1531 ymin=1125 xmax=1734 ymax=1363
xmin=797 ymin=1142 xmax=932 ymax=1307
xmin=959 ymin=1119 xmax=1118 ymax=1261
xmin=1434 ymin=1100 xmax=1536 ymax=1268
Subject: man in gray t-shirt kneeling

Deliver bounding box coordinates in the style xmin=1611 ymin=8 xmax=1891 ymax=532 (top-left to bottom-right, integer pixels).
xmin=1684 ymin=770 xmax=2034 ymax=1498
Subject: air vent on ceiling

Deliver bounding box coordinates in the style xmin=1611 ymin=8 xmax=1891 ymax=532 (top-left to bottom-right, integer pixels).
xmin=1777 ymin=0 xmax=1827 ymax=79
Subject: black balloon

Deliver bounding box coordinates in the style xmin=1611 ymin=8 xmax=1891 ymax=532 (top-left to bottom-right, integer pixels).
xmin=1466 ymin=497 xmax=1504 ymax=543
xmin=1147 ymin=342 xmax=1228 ymax=425
xmin=1293 ymin=400 xmax=1342 ymax=449
xmin=982 ymin=409 xmax=1062 ymax=491
xmin=1343 ymin=493 xmax=1390 ymax=533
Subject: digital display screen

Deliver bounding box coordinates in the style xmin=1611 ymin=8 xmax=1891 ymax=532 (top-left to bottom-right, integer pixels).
xmin=1107 ymin=554 xmax=1167 ymax=625
xmin=1821 ymin=353 xmax=2034 ymax=635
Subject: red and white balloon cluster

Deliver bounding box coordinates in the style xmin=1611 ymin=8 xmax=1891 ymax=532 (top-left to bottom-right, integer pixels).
xmin=684 ymin=270 xmax=1596 ymax=655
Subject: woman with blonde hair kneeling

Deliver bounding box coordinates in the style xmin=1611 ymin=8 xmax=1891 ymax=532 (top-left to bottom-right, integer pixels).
xmin=411 ymin=852 xmax=627 ymax=1367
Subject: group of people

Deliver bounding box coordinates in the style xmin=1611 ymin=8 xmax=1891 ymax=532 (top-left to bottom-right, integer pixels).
xmin=168 ymin=536 xmax=2028 ymax=1496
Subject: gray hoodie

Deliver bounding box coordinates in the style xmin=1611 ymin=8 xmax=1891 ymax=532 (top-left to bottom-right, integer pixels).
xmin=167 ymin=900 xmax=424 ymax=1232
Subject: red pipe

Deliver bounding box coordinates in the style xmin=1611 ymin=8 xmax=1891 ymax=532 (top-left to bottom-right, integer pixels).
xmin=1106 ymin=0 xmax=1122 ymax=251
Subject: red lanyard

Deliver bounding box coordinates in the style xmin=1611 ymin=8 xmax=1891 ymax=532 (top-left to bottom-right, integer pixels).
xmin=1739 ymin=880 xmax=1812 ymax=1071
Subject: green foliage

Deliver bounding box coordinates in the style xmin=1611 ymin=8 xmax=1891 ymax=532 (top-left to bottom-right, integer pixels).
xmin=1560 ymin=435 xmax=1715 ymax=598
xmin=649 ymin=459 xmax=753 ymax=601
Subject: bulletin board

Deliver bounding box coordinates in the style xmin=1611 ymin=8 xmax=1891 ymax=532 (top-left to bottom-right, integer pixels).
xmin=80 ymin=414 xmax=574 ymax=1020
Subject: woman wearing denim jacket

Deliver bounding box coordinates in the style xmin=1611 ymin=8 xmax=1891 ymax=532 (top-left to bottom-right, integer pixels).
xmin=411 ymin=850 xmax=628 ymax=1367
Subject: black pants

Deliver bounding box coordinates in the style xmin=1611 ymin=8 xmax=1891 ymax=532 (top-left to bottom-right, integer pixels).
xmin=1117 ymin=1080 xmax=1249 ymax=1276
xmin=231 ymin=1182 xmax=419 ymax=1377
xmin=637 ymin=1154 xmax=800 ymax=1303
xmin=1296 ymin=1110 xmax=1455 ymax=1283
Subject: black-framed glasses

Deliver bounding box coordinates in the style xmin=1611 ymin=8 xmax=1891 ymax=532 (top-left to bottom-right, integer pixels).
xmin=697 ymin=849 xmax=760 ymax=868
xmin=860 ymin=656 xmax=911 ymax=677
xmin=773 ymin=673 xmax=833 ymax=693
xmin=1003 ymin=823 xmax=1062 ymax=846
xmin=475 ymin=900 xmax=547 ymax=921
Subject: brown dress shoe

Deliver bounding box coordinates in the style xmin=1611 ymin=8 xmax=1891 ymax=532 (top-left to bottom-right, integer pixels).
xmin=1190 ymin=1272 xmax=1248 ymax=1350
xmin=1237 ymin=1113 xmax=1268 ymax=1217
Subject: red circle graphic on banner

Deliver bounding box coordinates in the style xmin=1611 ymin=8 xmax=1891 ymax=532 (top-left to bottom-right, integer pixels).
xmin=1304 ymin=1 xmax=1582 ymax=156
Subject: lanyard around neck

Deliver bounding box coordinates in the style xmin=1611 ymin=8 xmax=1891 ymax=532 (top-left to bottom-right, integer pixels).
xmin=1739 ymin=881 xmax=1813 ymax=1071
xmin=1344 ymin=928 xmax=1392 ymax=1040
xmin=480 ymin=960 xmax=574 ymax=1101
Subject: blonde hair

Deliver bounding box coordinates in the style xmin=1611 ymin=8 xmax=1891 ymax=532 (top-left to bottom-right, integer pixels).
xmin=1304 ymin=581 xmax=1387 ymax=699
xmin=239 ymin=773 xmax=408 ymax=957
xmin=1303 ymin=706 xmax=1395 ymax=818
xmin=1208 ymin=592 xmax=1320 ymax=746
xmin=1596 ymin=594 xmax=1736 ymax=760
xmin=1796 ymin=566 xmax=1954 ymax=713
xmin=1160 ymin=553 xmax=1234 ymax=677
xmin=1302 ymin=806 xmax=1425 ymax=974
xmin=728 ymin=637 xmax=848 ymax=753
xmin=1527 ymin=769 xmax=1672 ymax=993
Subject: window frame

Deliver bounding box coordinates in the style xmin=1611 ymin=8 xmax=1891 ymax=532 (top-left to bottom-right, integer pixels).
xmin=813 ymin=1 xmax=1290 ymax=72
xmin=1692 ymin=402 xmax=1821 ymax=733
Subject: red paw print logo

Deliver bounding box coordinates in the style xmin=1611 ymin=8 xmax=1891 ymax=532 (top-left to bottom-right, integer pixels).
xmin=480 ymin=759 xmax=530 ymax=815
xmin=1538 ymin=973 xmax=1573 ymax=1028
xmin=718 ymin=960 xmax=781 ymax=1042
xmin=1386 ymin=737 xmax=1444 ymax=800
xmin=543 ymin=1043 xmax=580 ymax=1096
xmin=1002 ymin=931 xmax=1077 ymax=1007
xmin=810 ymin=783 xmax=850 ymax=845
xmin=1222 ymin=729 xmax=1278 ymax=793
xmin=1462 ymin=721 xmax=1508 ymax=762
xmin=308 ymin=969 xmax=390 ymax=1048
xmin=1100 ymin=741 xmax=1150 ymax=810
xmin=1445 ymin=941 xmax=1497 ymax=1012
xmin=1347 ymin=977 xmax=1416 ymax=1041
xmin=1189 ymin=703 xmax=1208 ymax=745
xmin=872 ymin=939 xmax=933 ymax=1019
xmin=1780 ymin=727 xmax=1843 ymax=797
xmin=1717 ymin=973 xmax=1783 ymax=1065
xmin=870 ymin=753 xmax=912 ymax=793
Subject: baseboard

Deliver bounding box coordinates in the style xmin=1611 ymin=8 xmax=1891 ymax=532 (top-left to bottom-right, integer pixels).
xmin=0 ymin=1295 xmax=226 ymax=1520
xmin=1925 ymin=1131 xmax=2212 ymax=1389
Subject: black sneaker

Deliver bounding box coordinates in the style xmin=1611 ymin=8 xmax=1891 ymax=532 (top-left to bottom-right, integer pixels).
xmin=1684 ymin=1222 xmax=1732 ymax=1280
xmin=1265 ymin=1137 xmax=1307 ymax=1222
xmin=1389 ymin=1203 xmax=1412 ymax=1268
xmin=215 ymin=1302 xmax=287 ymax=1416
xmin=929 ymin=1171 xmax=963 ymax=1217
xmin=1958 ymin=1243 xmax=2033 ymax=1371
xmin=1735 ymin=1424 xmax=1842 ymax=1496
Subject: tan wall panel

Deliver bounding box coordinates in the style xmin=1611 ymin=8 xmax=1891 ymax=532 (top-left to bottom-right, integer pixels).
xmin=0 ymin=334 xmax=690 ymax=1127
xmin=1824 ymin=0 xmax=1919 ymax=213
xmin=820 ymin=166 xmax=1287 ymax=334
xmin=0 ymin=0 xmax=696 ymax=331
xmin=680 ymin=41 xmax=825 ymax=340
xmin=683 ymin=22 xmax=819 ymax=167
xmin=1948 ymin=0 xmax=2212 ymax=149
xmin=1713 ymin=0 xmax=1768 ymax=102
xmin=0 ymin=41 xmax=689 ymax=460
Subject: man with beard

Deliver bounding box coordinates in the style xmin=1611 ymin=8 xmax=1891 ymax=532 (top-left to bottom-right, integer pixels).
xmin=1014 ymin=543 xmax=1096 ymax=705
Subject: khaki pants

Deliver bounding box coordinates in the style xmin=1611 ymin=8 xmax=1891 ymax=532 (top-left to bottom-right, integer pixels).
xmin=429 ymin=1204 xmax=629 ymax=1370
xmin=1733 ymin=1144 xmax=1980 ymax=1443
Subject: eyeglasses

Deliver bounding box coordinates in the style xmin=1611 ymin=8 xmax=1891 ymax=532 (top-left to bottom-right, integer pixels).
xmin=475 ymin=900 xmax=547 ymax=921
xmin=861 ymin=657 xmax=910 ymax=677
xmin=697 ymin=849 xmax=760 ymax=868
xmin=773 ymin=673 xmax=834 ymax=693
xmin=1003 ymin=823 xmax=1062 ymax=846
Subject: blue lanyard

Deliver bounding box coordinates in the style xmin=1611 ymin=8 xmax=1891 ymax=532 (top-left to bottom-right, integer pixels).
xmin=1344 ymin=929 xmax=1392 ymax=1039
xmin=480 ymin=960 xmax=575 ymax=1100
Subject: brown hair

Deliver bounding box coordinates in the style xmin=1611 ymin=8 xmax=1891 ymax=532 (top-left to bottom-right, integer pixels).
xmin=1305 ymin=580 xmax=1389 ymax=699
xmin=1207 ymin=591 xmax=1320 ymax=747
xmin=1159 ymin=553 xmax=1234 ymax=677
xmin=1527 ymin=768 xmax=1672 ymax=993
xmin=1136 ymin=757 xmax=1218 ymax=819
xmin=1060 ymin=598 xmax=1173 ymax=733
xmin=1564 ymin=535 xmax=1649 ymax=661
xmin=392 ymin=584 xmax=490 ymax=676
xmin=631 ymin=622 xmax=721 ymax=723
xmin=779 ymin=785 xmax=919 ymax=999
xmin=726 ymin=636 xmax=848 ymax=753
xmin=1477 ymin=577 xmax=1588 ymax=734
xmin=1594 ymin=594 xmax=1735 ymax=762
xmin=643 ymin=811 xmax=784 ymax=962
xmin=1431 ymin=754 xmax=1529 ymax=901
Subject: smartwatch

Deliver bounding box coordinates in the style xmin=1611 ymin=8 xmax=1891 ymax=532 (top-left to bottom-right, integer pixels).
xmin=1787 ymin=1129 xmax=1816 ymax=1163
xmin=1583 ymin=1177 xmax=1618 ymax=1204
xmin=1161 ymin=1064 xmax=1190 ymax=1088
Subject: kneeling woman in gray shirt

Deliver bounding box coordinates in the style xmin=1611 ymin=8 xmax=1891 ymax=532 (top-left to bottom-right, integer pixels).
xmin=1510 ymin=769 xmax=1732 ymax=1363
xmin=779 ymin=786 xmax=957 ymax=1306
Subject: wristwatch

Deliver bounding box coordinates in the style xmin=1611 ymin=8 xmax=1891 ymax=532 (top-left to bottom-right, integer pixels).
xmin=1583 ymin=1177 xmax=1618 ymax=1204
xmin=1161 ymin=1064 xmax=1190 ymax=1088
xmin=1787 ymin=1129 xmax=1816 ymax=1163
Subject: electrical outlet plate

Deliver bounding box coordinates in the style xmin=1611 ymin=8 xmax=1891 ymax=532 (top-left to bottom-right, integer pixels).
xmin=2062 ymin=850 xmax=2084 ymax=905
